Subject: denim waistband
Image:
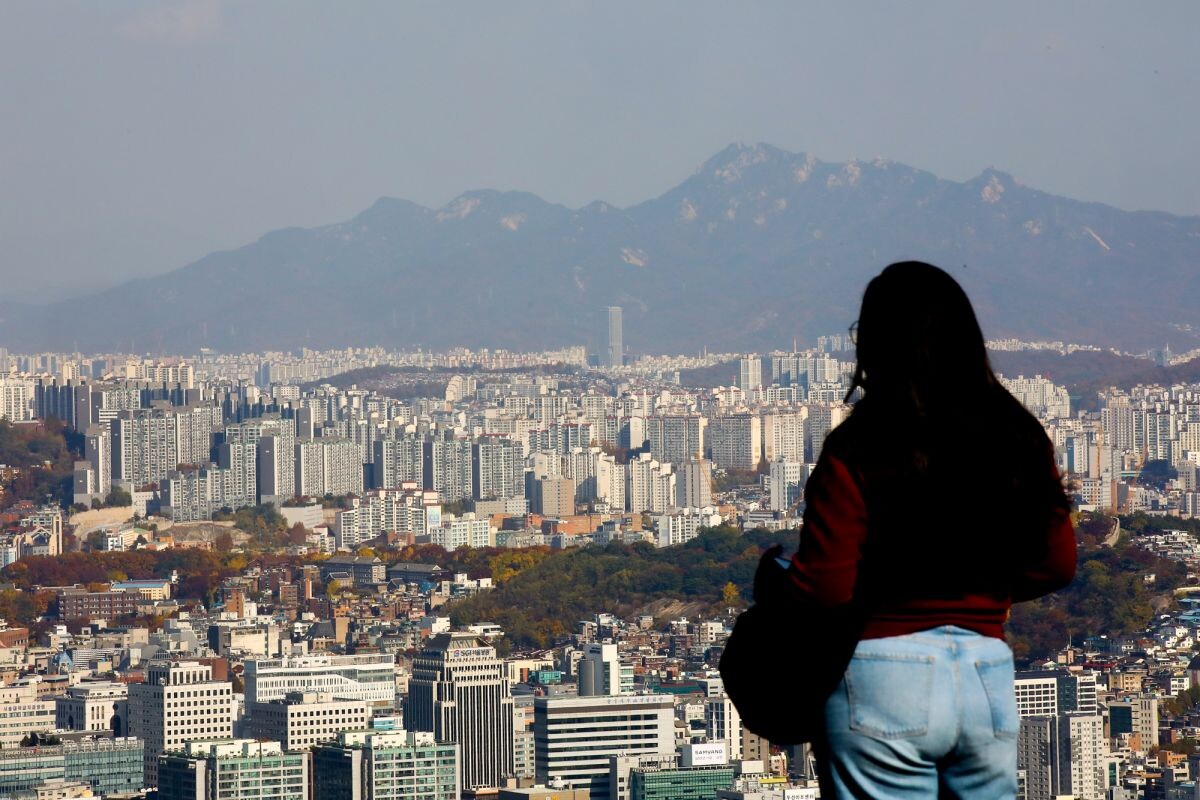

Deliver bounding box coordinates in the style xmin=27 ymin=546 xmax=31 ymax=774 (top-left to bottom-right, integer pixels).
xmin=858 ymin=626 xmax=1011 ymax=656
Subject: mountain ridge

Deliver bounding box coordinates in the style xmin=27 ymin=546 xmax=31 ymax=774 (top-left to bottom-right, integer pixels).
xmin=2 ymin=142 xmax=1197 ymax=355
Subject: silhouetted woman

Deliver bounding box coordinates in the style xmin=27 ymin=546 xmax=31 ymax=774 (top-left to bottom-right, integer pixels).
xmin=789 ymin=262 xmax=1075 ymax=798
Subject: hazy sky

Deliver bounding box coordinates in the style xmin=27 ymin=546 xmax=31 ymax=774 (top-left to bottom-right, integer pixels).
xmin=2 ymin=2 xmax=1197 ymax=302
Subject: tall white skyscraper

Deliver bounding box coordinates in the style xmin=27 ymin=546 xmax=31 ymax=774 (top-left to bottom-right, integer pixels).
xmin=407 ymin=633 xmax=514 ymax=792
xmin=606 ymin=306 xmax=623 ymax=367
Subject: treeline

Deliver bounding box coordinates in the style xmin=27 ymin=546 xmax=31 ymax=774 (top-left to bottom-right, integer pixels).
xmin=1 ymin=549 xmax=243 ymax=614
xmin=0 ymin=418 xmax=80 ymax=510
xmin=447 ymin=527 xmax=786 ymax=649
xmin=1006 ymin=512 xmax=1190 ymax=663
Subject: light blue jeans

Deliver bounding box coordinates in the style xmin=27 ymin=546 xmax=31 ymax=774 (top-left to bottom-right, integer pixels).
xmin=817 ymin=626 xmax=1018 ymax=799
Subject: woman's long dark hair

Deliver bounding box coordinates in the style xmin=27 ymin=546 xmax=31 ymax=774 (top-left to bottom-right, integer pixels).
xmin=833 ymin=261 xmax=1070 ymax=598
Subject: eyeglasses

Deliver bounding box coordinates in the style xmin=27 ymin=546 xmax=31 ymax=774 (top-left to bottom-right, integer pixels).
xmin=848 ymin=321 xmax=859 ymax=345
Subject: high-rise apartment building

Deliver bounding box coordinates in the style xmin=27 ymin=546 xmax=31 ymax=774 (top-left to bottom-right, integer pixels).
xmin=676 ymin=458 xmax=713 ymax=509
xmin=738 ymin=357 xmax=762 ymax=395
xmin=333 ymin=487 xmax=441 ymax=550
xmin=112 ymin=406 xmax=219 ymax=488
xmin=223 ymin=416 xmax=296 ymax=502
xmin=762 ymin=412 xmax=805 ymax=462
xmin=127 ymin=660 xmax=234 ymax=788
xmin=707 ymin=414 xmax=761 ymax=471
xmin=644 ymin=415 xmax=706 ymax=465
xmin=423 ymin=435 xmax=474 ymax=501
xmin=295 ymin=437 xmax=363 ymax=497
xmin=373 ymin=436 xmax=426 ymax=488
xmin=626 ymin=454 xmax=675 ymax=514
xmin=429 ymin=513 xmax=493 ymax=549
xmin=805 ymin=403 xmax=849 ymax=461
xmin=407 ymin=633 xmax=514 ymax=791
xmin=0 ymin=377 xmax=34 ymax=422
xmin=473 ymin=436 xmax=525 ymax=500
xmin=768 ymin=459 xmax=806 ymax=511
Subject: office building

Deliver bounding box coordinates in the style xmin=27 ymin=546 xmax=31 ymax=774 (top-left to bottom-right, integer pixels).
xmin=245 ymin=692 xmax=369 ymax=751
xmin=513 ymin=697 xmax=536 ymax=782
xmin=158 ymin=740 xmax=307 ymax=800
xmin=606 ymin=306 xmax=623 ymax=368
xmin=0 ymin=737 xmax=144 ymax=798
xmin=1014 ymin=670 xmax=1099 ymax=718
xmin=243 ymin=653 xmax=396 ymax=709
xmin=55 ymin=682 xmax=128 ymax=733
xmin=1017 ymin=714 xmax=1105 ymax=800
xmin=534 ymin=694 xmax=675 ymax=800
xmin=127 ymin=660 xmax=234 ymax=788
xmin=1108 ymin=695 xmax=1159 ymax=748
xmin=408 ymin=633 xmax=514 ymax=791
xmin=705 ymin=696 xmax=743 ymax=761
xmin=0 ymin=683 xmax=57 ymax=748
xmin=312 ymin=729 xmax=459 ymax=800
xmin=577 ymin=643 xmax=631 ymax=697
xmin=614 ymin=748 xmax=736 ymax=800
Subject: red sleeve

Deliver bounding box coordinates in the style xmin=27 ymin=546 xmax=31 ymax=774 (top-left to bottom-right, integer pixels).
xmin=1010 ymin=505 xmax=1077 ymax=602
xmin=787 ymin=453 xmax=868 ymax=607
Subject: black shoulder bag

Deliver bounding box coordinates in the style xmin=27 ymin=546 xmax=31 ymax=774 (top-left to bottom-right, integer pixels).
xmin=718 ymin=544 xmax=863 ymax=745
